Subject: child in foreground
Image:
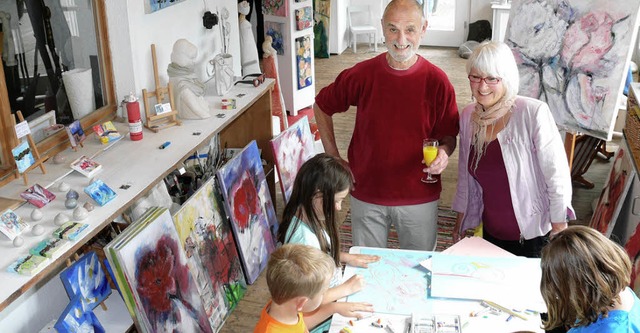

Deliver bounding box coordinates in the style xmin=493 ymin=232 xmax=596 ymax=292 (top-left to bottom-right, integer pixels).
xmin=254 ymin=244 xmax=335 ymax=333
xmin=278 ymin=153 xmax=379 ymax=331
xmin=541 ymin=225 xmax=640 ymax=332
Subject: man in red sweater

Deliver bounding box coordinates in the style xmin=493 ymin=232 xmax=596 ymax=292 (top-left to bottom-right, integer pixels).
xmin=314 ymin=0 xmax=459 ymax=251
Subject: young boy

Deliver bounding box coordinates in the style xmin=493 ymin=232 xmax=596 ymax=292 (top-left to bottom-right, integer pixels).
xmin=254 ymin=244 xmax=335 ymax=333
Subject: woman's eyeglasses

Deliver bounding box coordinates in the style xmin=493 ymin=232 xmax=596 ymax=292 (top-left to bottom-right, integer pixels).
xmin=234 ymin=73 xmax=266 ymax=87
xmin=468 ymin=75 xmax=501 ymax=85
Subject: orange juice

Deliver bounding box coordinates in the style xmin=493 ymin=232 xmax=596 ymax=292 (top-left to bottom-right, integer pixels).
xmin=423 ymin=146 xmax=438 ymax=166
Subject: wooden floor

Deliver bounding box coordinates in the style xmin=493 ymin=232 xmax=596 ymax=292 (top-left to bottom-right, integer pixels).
xmin=219 ymin=44 xmax=615 ymax=333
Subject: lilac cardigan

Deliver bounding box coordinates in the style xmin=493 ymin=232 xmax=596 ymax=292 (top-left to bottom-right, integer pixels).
xmin=452 ymin=96 xmax=575 ymax=240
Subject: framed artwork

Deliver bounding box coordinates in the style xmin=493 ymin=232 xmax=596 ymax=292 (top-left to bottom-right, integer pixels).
xmin=145 ymin=0 xmax=188 ymax=14
xmin=505 ymin=0 xmax=640 ymax=140
xmin=65 ymin=120 xmax=86 ymax=148
xmin=20 ymin=183 xmax=56 ymax=208
xmin=173 ymin=177 xmax=247 ymax=331
xmin=296 ymin=35 xmax=313 ymax=90
xmin=59 ymin=251 xmax=111 ymax=311
xmin=0 ymin=208 xmax=30 ymax=241
xmin=590 ymin=140 xmax=636 ymax=237
xmin=54 ymin=296 xmax=105 ymax=333
xmin=265 ymin=21 xmax=285 ymax=55
xmin=110 ymin=208 xmax=213 ymax=332
xmin=270 ymin=116 xmax=316 ymax=203
xmin=216 ymin=141 xmax=277 ymax=284
xmin=12 ymin=141 xmax=34 ymax=173
xmin=262 ymin=0 xmax=287 ymax=17
xmin=295 ymin=6 xmax=313 ymax=31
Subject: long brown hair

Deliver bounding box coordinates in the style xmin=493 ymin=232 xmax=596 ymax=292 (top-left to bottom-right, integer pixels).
xmin=277 ymin=154 xmax=352 ymax=266
xmin=540 ymin=226 xmax=631 ymax=330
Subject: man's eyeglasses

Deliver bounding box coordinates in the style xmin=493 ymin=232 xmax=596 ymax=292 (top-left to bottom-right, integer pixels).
xmin=468 ymin=75 xmax=501 ymax=85
xmin=234 ymin=73 xmax=265 ymax=87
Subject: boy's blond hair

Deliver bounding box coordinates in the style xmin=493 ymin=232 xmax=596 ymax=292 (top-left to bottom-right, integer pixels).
xmin=267 ymin=244 xmax=335 ymax=304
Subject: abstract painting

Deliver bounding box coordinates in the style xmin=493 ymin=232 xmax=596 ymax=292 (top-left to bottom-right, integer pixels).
xmin=590 ymin=140 xmax=636 ymax=236
xmin=55 ymin=296 xmax=105 ymax=333
xmin=505 ymin=0 xmax=640 ymax=140
xmin=59 ymin=251 xmax=111 ymax=311
xmin=296 ymin=35 xmax=313 ymax=90
xmin=265 ymin=21 xmax=285 ymax=55
xmin=625 ymin=222 xmax=640 ymax=297
xmin=346 ymin=247 xmax=433 ymax=315
xmin=270 ymin=116 xmax=316 ymax=202
xmin=217 ymin=140 xmax=277 ymax=284
xmin=314 ymin=0 xmax=331 ymax=58
xmin=262 ymin=0 xmax=287 ymax=17
xmin=116 ymin=209 xmax=213 ymax=332
xmin=173 ymin=177 xmax=247 ymax=331
xmin=145 ymin=0 xmax=188 ymax=14
xmin=12 ymin=141 xmax=34 ymax=173
xmin=295 ymin=6 xmax=313 ymax=31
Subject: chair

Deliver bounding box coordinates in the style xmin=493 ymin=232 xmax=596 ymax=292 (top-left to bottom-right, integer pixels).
xmin=347 ymin=5 xmax=378 ymax=53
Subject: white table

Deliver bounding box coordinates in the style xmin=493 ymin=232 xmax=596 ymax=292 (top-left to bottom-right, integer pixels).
xmin=328 ymin=239 xmax=544 ymax=333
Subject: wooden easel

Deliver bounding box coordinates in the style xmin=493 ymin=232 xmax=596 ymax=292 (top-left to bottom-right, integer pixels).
xmin=12 ymin=111 xmax=47 ymax=185
xmin=142 ymin=44 xmax=181 ymax=132
xmin=565 ymin=132 xmax=614 ymax=189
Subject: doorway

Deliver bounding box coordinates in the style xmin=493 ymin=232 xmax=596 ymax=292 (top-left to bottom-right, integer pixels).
xmin=420 ymin=0 xmax=469 ymax=47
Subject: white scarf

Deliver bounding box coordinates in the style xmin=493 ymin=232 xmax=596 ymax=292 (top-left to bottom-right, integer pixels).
xmin=470 ymin=96 xmax=515 ymax=171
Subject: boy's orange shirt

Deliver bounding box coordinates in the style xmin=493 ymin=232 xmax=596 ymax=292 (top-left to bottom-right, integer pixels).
xmin=253 ymin=301 xmax=309 ymax=333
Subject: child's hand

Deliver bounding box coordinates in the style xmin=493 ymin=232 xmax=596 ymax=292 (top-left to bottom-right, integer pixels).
xmin=334 ymin=302 xmax=374 ymax=318
xmin=341 ymin=253 xmax=380 ymax=268
xmin=342 ymin=274 xmax=366 ymax=294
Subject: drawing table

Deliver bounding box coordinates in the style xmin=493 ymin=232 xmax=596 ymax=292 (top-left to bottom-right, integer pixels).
xmin=328 ymin=239 xmax=545 ymax=333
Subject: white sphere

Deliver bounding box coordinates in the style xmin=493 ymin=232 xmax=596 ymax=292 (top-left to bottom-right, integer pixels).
xmin=12 ymin=236 xmax=24 ymax=247
xmin=73 ymin=206 xmax=89 ymax=220
xmin=32 ymin=225 xmax=45 ymax=236
xmin=58 ymin=182 xmax=70 ymax=192
xmin=54 ymin=213 xmax=71 ymax=226
xmin=30 ymin=208 xmax=43 ymax=221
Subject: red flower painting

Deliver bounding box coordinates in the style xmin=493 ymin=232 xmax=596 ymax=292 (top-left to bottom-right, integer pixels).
xmin=231 ymin=171 xmax=261 ymax=231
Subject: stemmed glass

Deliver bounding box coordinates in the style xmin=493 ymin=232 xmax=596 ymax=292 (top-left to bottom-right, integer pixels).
xmin=421 ymin=139 xmax=439 ymax=183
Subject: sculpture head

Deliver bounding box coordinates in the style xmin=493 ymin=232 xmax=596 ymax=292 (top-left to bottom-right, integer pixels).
xmin=239 ymin=1 xmax=250 ymax=16
xmin=170 ymin=39 xmax=198 ymax=69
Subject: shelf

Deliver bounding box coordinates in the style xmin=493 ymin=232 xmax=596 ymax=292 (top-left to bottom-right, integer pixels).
xmin=0 ymin=80 xmax=275 ymax=319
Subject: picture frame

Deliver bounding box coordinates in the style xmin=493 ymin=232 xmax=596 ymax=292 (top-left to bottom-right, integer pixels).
xmin=27 ymin=110 xmax=58 ymax=143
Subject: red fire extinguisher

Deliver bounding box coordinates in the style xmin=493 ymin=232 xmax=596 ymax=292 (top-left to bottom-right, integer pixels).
xmin=124 ymin=92 xmax=143 ymax=141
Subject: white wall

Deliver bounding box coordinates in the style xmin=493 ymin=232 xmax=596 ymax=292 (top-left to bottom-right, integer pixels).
xmin=107 ymin=0 xmax=243 ymax=106
xmin=470 ymin=0 xmax=493 ymax=23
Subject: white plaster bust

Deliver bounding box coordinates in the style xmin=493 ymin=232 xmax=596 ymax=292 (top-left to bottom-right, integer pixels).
xmin=167 ymin=39 xmax=211 ymax=119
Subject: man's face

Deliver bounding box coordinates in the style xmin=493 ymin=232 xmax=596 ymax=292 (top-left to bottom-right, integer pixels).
xmin=382 ymin=4 xmax=426 ymax=68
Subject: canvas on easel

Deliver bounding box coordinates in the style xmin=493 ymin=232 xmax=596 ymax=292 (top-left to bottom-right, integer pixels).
xmin=11 ymin=111 xmax=47 ymax=185
xmin=142 ymin=44 xmax=181 ymax=132
xmin=505 ymin=0 xmax=640 ymax=141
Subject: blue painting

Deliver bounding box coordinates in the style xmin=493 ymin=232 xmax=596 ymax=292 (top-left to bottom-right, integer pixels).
xmin=59 ymin=251 xmax=111 ymax=311
xmin=505 ymin=0 xmax=640 ymax=140
xmin=12 ymin=141 xmax=34 ymax=173
xmin=216 ymin=140 xmax=277 ymax=284
xmin=55 ymin=296 xmax=105 ymax=333
xmin=145 ymin=0 xmax=188 ymax=14
xmin=346 ymin=247 xmax=433 ymax=315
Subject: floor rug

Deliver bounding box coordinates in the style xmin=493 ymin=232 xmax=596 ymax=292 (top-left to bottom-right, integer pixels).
xmin=339 ymin=207 xmax=460 ymax=253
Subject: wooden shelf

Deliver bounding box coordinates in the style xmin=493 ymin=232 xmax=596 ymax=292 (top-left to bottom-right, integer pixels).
xmin=0 ymin=80 xmax=274 ymax=330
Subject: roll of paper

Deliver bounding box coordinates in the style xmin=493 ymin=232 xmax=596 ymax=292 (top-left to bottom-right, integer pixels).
xmin=62 ymin=68 xmax=96 ymax=120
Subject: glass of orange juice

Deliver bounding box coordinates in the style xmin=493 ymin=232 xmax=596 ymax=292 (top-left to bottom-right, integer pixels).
xmin=422 ymin=138 xmax=439 ymax=183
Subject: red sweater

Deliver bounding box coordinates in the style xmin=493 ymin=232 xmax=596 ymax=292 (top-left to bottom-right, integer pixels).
xmin=315 ymin=54 xmax=459 ymax=205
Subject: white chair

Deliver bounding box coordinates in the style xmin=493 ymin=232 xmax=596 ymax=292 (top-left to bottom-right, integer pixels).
xmin=347 ymin=5 xmax=378 ymax=53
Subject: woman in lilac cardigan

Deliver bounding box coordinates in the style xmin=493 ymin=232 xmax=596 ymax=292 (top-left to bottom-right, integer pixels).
xmin=452 ymin=41 xmax=575 ymax=258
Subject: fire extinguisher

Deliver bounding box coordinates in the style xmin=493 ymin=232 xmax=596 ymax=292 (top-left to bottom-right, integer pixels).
xmin=124 ymin=92 xmax=143 ymax=141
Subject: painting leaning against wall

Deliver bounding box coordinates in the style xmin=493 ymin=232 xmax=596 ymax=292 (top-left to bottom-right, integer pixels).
xmin=505 ymin=0 xmax=640 ymax=140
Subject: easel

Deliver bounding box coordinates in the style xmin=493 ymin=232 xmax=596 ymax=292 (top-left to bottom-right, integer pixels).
xmin=142 ymin=44 xmax=181 ymax=132
xmin=565 ymin=132 xmax=614 ymax=189
xmin=12 ymin=110 xmax=47 ymax=186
